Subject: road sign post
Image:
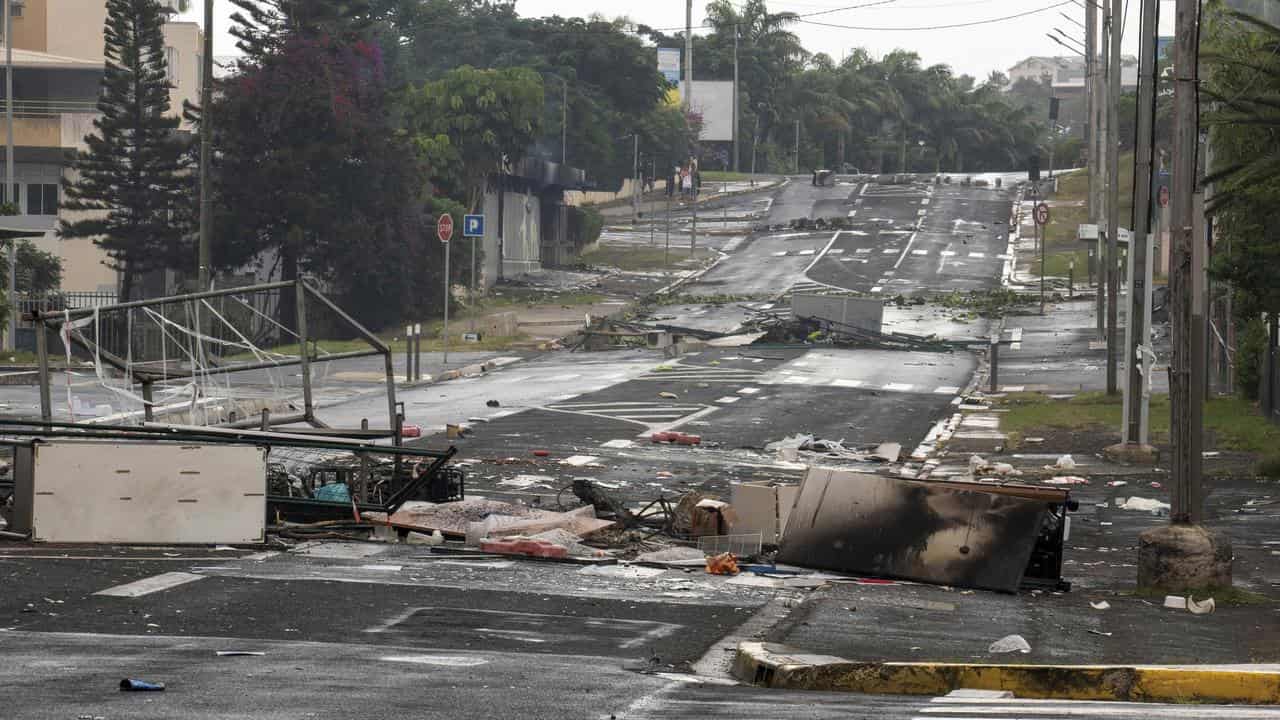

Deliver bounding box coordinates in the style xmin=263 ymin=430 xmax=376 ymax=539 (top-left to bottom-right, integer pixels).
xmin=1035 ymin=201 xmax=1050 ymax=315
xmin=463 ymin=215 xmax=484 ymax=335
xmin=438 ymin=214 xmax=454 ymax=365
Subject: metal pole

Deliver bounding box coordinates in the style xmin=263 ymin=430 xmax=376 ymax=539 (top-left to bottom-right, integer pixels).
xmin=1094 ymin=0 xmax=1107 ymax=337
xmin=1169 ymin=0 xmax=1201 ymax=523
xmin=1105 ymin=0 xmax=1122 ymax=395
xmin=294 ymin=279 xmax=313 ymax=423
xmin=1124 ymin=0 xmax=1159 ymax=445
xmin=469 ymin=233 xmax=476 ymax=334
xmin=632 ymin=134 xmax=639 ymax=227
xmin=198 ymin=0 xmax=213 ymax=291
xmin=442 ymin=239 xmax=450 ymax=366
xmin=732 ymin=27 xmax=739 ymax=173
xmin=413 ymin=323 xmax=421 ymax=382
xmin=561 ymin=77 xmax=567 ymax=165
xmin=4 ymin=0 xmax=13 ymax=352
xmin=35 ymin=318 xmax=50 ymax=421
xmin=989 ymin=335 xmax=999 ymax=393
xmin=794 ymin=119 xmax=800 ymax=174
xmin=405 ymin=325 xmax=412 ymax=383
xmin=684 ymin=0 xmax=693 ymax=113
xmin=665 ymin=194 xmax=670 ymax=268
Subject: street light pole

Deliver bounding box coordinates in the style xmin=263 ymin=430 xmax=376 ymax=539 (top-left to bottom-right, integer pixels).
xmin=684 ymin=0 xmax=693 ymax=113
xmin=1094 ymin=0 xmax=1107 ymax=337
xmin=1122 ymin=0 xmax=1159 ymax=448
xmin=1105 ymin=0 xmax=1123 ymax=396
xmin=732 ymin=26 xmax=739 ymax=173
xmin=198 ymin=0 xmax=213 ymax=292
xmin=5 ymin=0 xmax=14 ymax=352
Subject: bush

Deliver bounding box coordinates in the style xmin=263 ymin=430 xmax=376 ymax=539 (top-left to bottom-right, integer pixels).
xmin=1237 ymin=316 xmax=1267 ymax=401
xmin=1256 ymin=454 xmax=1280 ymax=478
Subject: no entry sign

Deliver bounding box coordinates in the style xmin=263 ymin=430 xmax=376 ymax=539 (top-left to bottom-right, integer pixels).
xmin=1033 ymin=202 xmax=1050 ymax=226
xmin=437 ymin=214 xmax=454 ymax=243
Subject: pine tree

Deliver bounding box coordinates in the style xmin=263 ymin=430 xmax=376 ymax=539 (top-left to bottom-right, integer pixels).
xmin=59 ymin=0 xmax=192 ymax=302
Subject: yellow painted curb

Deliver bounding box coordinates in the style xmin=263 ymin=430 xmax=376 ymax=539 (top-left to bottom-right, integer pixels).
xmin=733 ymin=642 xmax=1280 ymax=705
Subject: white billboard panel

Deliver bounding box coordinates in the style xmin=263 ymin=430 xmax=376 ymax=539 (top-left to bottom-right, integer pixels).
xmin=679 ymin=80 xmax=734 ymax=142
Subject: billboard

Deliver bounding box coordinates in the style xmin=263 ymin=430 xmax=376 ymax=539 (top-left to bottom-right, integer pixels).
xmin=678 ymin=80 xmax=734 ymax=142
xmin=657 ymin=48 xmax=681 ymax=84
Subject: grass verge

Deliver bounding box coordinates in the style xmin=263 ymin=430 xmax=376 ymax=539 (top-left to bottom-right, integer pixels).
xmin=997 ymin=392 xmax=1280 ymax=456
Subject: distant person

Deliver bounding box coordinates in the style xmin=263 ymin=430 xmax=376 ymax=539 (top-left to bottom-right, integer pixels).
xmin=666 ymin=167 xmax=676 ymax=198
xmin=812 ymin=169 xmax=818 ymax=186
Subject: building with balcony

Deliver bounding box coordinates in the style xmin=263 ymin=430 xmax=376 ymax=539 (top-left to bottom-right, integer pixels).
xmin=0 ymin=0 xmax=203 ymax=296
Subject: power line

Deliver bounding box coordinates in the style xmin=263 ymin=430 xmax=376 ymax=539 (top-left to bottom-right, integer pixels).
xmin=794 ymin=0 xmax=1077 ymax=30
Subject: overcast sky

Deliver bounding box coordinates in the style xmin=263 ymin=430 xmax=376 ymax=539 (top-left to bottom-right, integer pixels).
xmin=177 ymin=0 xmax=1176 ymax=81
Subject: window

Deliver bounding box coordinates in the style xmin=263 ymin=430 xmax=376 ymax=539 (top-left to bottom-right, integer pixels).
xmin=25 ymin=183 xmax=56 ymax=215
xmin=165 ymin=47 xmax=177 ymax=84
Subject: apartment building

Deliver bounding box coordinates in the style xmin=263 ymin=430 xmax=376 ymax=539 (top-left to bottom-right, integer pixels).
xmin=0 ymin=0 xmax=203 ymax=294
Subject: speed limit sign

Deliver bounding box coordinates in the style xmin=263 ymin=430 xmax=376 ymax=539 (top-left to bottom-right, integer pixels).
xmin=1034 ymin=202 xmax=1050 ymax=226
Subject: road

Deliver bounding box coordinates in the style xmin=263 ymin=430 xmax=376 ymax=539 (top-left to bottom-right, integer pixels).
xmin=5 ymin=172 xmax=1255 ymax=720
xmin=2 ymin=546 xmax=1272 ymax=720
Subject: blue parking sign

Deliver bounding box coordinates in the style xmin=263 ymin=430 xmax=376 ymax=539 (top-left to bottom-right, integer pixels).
xmin=463 ymin=214 xmax=485 ymax=237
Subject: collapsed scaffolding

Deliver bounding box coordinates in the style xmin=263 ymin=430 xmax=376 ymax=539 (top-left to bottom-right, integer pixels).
xmin=6 ymin=280 xmax=464 ymax=530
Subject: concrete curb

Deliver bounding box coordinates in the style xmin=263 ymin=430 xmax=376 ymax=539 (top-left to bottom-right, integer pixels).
xmin=732 ymin=642 xmax=1280 ymax=705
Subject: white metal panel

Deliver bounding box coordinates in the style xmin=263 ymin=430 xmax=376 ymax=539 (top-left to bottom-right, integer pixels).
xmin=30 ymin=440 xmax=266 ymax=544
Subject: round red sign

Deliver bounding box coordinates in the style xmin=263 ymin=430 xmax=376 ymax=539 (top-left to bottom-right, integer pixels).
xmin=1034 ymin=202 xmax=1050 ymax=226
xmin=437 ymin=213 xmax=454 ymax=243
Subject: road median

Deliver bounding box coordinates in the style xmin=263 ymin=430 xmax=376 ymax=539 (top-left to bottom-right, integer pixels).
xmin=733 ymin=641 xmax=1280 ymax=704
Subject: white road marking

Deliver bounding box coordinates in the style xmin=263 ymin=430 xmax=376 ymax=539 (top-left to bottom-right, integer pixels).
xmin=714 ymin=396 xmax=740 ymax=404
xmin=361 ymin=564 xmax=404 ymax=572
xmin=381 ymin=655 xmax=490 ymax=667
xmin=1000 ymin=385 xmax=1026 ymax=392
xmin=855 ymin=248 xmax=871 ymax=254
xmin=736 ymin=387 xmax=761 ymax=394
xmin=797 ymin=249 xmax=815 ymax=256
xmin=771 ymin=251 xmax=788 ymax=257
xmin=893 ymin=232 xmax=919 ymax=269
xmin=921 ymin=198 xmax=931 ymax=205
xmin=871 ymin=286 xmax=883 ymax=293
xmin=830 ymin=379 xmax=863 ymax=388
xmin=968 ymin=251 xmax=986 ymax=259
xmin=95 ymin=572 xmax=205 ymax=598
xmin=828 ymin=248 xmax=845 ymax=255
xmin=917 ymin=208 xmax=927 ymax=216
xmin=882 ymin=248 xmax=898 ymax=254
xmin=934 ymin=386 xmax=960 ymax=394
xmin=883 ymin=382 xmax=914 ymax=392
xmin=847 ymin=210 xmax=858 ymax=217
xmin=940 ymin=250 xmax=956 ymax=257
xmin=912 ymin=249 xmax=928 ymax=256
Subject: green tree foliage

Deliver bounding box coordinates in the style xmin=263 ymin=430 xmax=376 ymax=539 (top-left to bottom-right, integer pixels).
xmin=59 ymin=0 xmax=191 ymax=302
xmin=406 ymin=66 xmax=545 ymax=210
xmin=0 ymin=242 xmax=63 ymax=297
xmin=213 ymin=0 xmax=431 ymax=329
xmin=1203 ymin=1 xmax=1280 ymax=397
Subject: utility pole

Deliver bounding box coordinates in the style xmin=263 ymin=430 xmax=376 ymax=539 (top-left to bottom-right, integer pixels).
xmin=198 ymin=0 xmax=213 ymax=291
xmin=561 ymin=77 xmax=567 ymax=165
xmin=1084 ymin=0 xmax=1096 ymax=222
xmin=732 ymin=26 xmax=739 ymax=173
xmin=1122 ymin=0 xmax=1159 ymax=449
xmin=1105 ymin=0 xmax=1122 ymax=395
xmin=1094 ymin=0 xmax=1107 ymax=337
xmin=4 ymin=0 xmax=13 ymax=352
xmin=684 ymin=0 xmax=693 ymax=113
xmin=1169 ymin=0 xmax=1202 ymax=524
